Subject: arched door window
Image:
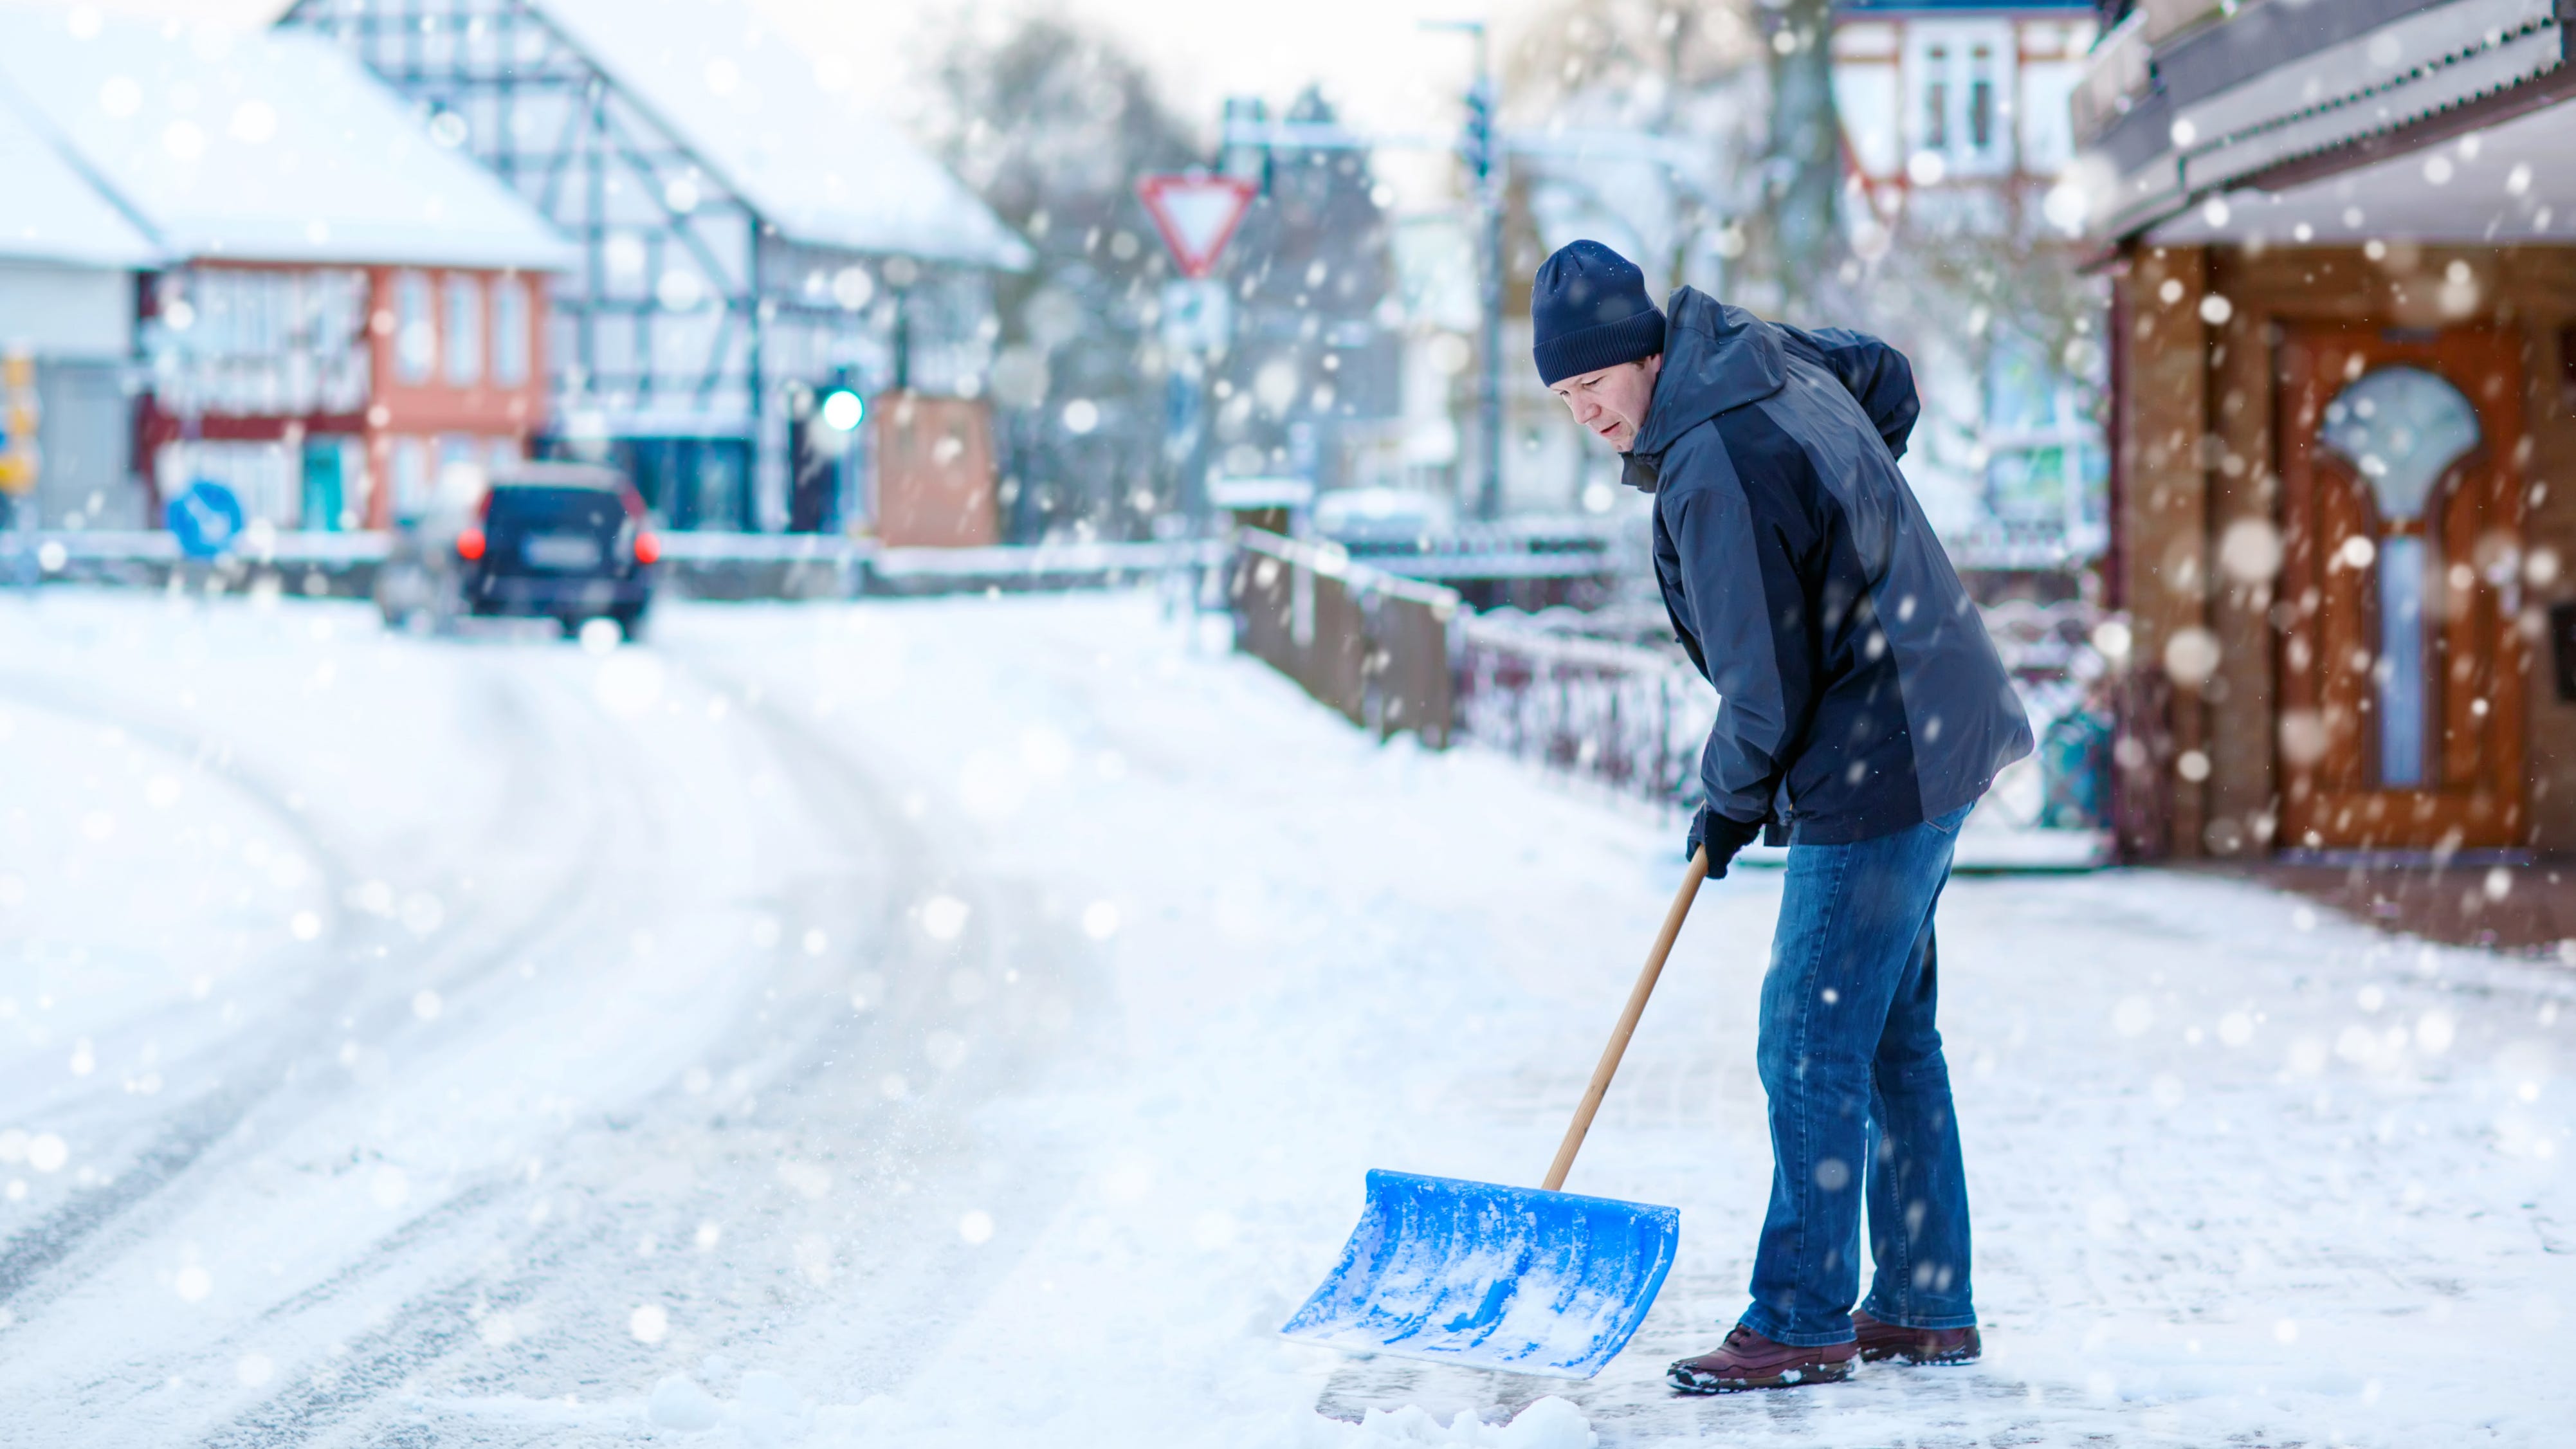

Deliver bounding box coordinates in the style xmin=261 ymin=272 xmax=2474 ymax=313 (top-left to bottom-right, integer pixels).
xmin=2316 ymin=366 xmax=2481 ymax=788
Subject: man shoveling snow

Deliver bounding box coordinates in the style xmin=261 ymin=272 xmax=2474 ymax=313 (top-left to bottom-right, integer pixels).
xmin=1532 ymin=240 xmax=2033 ymax=1392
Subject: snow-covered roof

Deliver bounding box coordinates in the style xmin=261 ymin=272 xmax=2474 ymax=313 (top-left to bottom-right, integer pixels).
xmin=0 ymin=84 xmax=156 ymax=268
xmin=534 ymin=0 xmax=1032 ymax=271
xmin=2150 ymin=91 xmax=2576 ymax=246
xmin=2087 ymin=0 xmax=2566 ymax=241
xmin=0 ymin=8 xmax=574 ymax=271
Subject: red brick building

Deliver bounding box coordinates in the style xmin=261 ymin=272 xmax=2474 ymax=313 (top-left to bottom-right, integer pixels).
xmin=0 ymin=11 xmax=573 ymax=533
xmin=138 ymin=264 xmax=554 ymax=529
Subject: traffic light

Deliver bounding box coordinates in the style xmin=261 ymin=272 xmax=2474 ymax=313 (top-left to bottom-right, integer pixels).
xmin=1462 ymin=75 xmax=1495 ymax=185
xmin=792 ymin=371 xmax=864 ymax=534
xmin=819 ymin=383 xmax=864 ymax=433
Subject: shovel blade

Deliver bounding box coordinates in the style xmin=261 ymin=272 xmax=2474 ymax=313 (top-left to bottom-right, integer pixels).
xmin=1280 ymin=1169 xmax=1679 ymax=1379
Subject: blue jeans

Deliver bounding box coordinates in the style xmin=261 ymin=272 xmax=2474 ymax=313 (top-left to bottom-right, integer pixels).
xmin=1739 ymin=805 xmax=1975 ymax=1347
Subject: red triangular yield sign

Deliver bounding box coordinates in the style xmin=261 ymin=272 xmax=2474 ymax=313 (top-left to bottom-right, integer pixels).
xmin=1135 ymin=174 xmax=1259 ymax=280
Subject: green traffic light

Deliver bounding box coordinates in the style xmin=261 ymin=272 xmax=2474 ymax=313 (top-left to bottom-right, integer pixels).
xmin=820 ymin=389 xmax=864 ymax=432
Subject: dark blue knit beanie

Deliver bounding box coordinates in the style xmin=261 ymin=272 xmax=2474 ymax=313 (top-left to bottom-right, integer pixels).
xmin=1530 ymin=241 xmax=1665 ymax=387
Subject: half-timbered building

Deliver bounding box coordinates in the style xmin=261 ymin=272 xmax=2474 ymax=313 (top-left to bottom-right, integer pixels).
xmin=279 ymin=0 xmax=1031 ymax=533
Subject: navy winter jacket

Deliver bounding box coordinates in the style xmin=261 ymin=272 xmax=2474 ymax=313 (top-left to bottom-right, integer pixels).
xmin=1629 ymin=287 xmax=2032 ymax=851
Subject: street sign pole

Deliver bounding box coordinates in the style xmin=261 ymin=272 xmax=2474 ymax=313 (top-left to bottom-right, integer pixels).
xmin=1136 ymin=175 xmax=1259 ymax=533
xmin=1158 ymin=278 xmax=1230 ymax=529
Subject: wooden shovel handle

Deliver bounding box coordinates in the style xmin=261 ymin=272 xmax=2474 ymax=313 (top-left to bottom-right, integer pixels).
xmin=1541 ymin=846 xmax=1709 ymax=1193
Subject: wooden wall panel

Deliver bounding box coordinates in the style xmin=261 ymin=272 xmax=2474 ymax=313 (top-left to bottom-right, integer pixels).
xmin=2203 ymin=251 xmax=2278 ymax=857
xmin=2135 ymin=242 xmax=2576 ymax=855
xmin=2501 ymin=257 xmax=2576 ymax=850
xmin=2117 ymin=246 xmax=2211 ymax=858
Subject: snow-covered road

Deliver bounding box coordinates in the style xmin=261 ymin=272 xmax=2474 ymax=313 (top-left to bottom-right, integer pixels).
xmin=0 ymin=588 xmax=2568 ymax=1448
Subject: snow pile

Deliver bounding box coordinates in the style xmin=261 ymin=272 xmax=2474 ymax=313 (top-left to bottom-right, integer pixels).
xmin=646 ymin=1364 xmax=816 ymax=1446
xmin=648 ymin=1372 xmax=724 ymax=1431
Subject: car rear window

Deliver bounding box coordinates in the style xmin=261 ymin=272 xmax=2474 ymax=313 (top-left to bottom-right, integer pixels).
xmin=486 ymin=486 xmax=625 ymax=533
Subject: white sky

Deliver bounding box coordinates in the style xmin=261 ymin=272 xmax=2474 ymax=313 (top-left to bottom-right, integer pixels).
xmin=781 ymin=0 xmax=1539 ymax=207
xmin=78 ymin=0 xmax=1544 ymax=165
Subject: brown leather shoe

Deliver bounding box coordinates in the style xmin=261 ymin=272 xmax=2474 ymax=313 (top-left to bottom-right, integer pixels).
xmin=1850 ymin=1308 xmax=1981 ymax=1364
xmin=1667 ymin=1323 xmax=1857 ymax=1393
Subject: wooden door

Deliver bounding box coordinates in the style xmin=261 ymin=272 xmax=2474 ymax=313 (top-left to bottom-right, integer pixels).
xmin=2278 ymin=327 xmax=2527 ymax=851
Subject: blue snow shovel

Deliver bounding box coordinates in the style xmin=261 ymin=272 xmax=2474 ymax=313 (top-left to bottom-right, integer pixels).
xmin=1281 ymin=848 xmax=1710 ymax=1378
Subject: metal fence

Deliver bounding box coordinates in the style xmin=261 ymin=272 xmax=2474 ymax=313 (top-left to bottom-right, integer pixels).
xmin=1454 ymin=615 xmax=1714 ymax=808
xmin=1227 ymin=531 xmax=2117 ymax=867
xmin=1231 ymin=529 xmax=1459 ymax=745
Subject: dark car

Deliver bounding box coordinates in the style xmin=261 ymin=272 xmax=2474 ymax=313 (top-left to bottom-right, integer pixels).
xmin=378 ymin=462 xmax=661 ymax=639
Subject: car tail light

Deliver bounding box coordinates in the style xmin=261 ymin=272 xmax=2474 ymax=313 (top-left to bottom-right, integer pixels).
xmin=633 ymin=531 xmax=661 ymax=566
xmin=455 ymin=527 xmax=486 ymax=561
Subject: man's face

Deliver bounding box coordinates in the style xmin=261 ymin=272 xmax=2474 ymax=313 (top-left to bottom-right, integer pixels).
xmin=1549 ymin=356 xmax=1661 ymax=453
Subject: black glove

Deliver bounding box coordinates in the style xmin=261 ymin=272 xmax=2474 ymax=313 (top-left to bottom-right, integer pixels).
xmin=1686 ymin=807 xmax=1764 ymax=879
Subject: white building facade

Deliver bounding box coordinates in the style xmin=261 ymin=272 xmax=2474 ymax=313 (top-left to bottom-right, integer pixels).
xmin=1833 ymin=0 xmax=2108 ymax=572
xmin=0 ymin=84 xmax=154 ymax=529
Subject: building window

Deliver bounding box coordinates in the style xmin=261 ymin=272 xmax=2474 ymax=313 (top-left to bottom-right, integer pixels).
xmin=493 ymin=275 xmax=530 ymax=386
xmin=145 ymin=267 xmax=376 ymax=417
xmin=395 ymin=271 xmax=435 ymax=383
xmin=444 ymin=275 xmax=484 ymax=387
xmin=1908 ymin=23 xmax=2016 ymax=175
xmin=437 ymin=433 xmax=484 ymax=509
xmin=1969 ymin=46 xmax=1995 ymax=152
xmin=392 ymin=436 xmax=429 ymax=516
xmin=2317 ymin=365 xmax=2483 ymax=789
xmin=2017 ymin=56 xmax=2082 ymax=176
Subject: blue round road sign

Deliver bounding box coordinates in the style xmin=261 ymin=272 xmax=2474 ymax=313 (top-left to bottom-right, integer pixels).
xmin=167 ymin=479 xmax=244 ymax=559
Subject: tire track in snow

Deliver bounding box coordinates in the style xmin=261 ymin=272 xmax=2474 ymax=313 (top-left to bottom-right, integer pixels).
xmin=170 ymin=659 xmax=673 ymax=1447
xmin=0 ymin=659 xmax=620 ymax=1433
xmin=204 ymin=628 xmax=1117 ymax=1444
xmin=6 ymin=608 xmax=1115 ymax=1444
xmin=0 ymin=673 xmax=365 ymax=1313
xmin=614 ymin=639 xmax=1111 ymax=1401
xmin=174 ymin=643 xmax=877 ymax=1446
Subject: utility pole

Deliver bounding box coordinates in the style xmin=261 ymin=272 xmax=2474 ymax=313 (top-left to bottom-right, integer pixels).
xmin=1426 ymin=20 xmax=1504 ymax=521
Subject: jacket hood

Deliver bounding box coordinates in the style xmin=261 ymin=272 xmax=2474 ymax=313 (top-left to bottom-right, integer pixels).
xmin=1629 ymin=287 xmax=1786 ymax=471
